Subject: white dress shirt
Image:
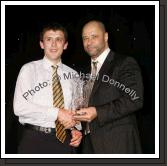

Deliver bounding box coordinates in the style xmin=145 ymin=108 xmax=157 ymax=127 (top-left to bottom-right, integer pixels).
xmin=13 ymin=56 xmax=81 ymax=129
xmin=84 ymin=48 xmax=110 ymax=135
xmin=91 ymin=48 xmax=110 ymax=75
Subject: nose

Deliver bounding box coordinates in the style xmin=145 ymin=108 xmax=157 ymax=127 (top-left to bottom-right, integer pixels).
xmin=51 ymin=40 xmax=57 ymax=47
xmin=87 ymin=38 xmax=92 ymax=46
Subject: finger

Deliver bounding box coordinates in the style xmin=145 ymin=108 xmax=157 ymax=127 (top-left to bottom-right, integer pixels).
xmin=71 ymin=110 xmax=76 ymax=115
xmin=75 ymin=110 xmax=87 ymax=115
xmin=64 ymin=121 xmax=76 ymax=129
xmin=63 ymin=121 xmax=72 ymax=129
xmin=64 ymin=125 xmax=73 ymax=129
xmin=63 ymin=119 xmax=75 ymax=125
xmin=70 ymin=138 xmax=82 ymax=147
xmin=70 ymin=137 xmax=82 ymax=146
xmin=70 ymin=142 xmax=80 ymax=147
xmin=60 ymin=121 xmax=67 ymax=127
xmin=73 ymin=115 xmax=88 ymax=121
xmin=71 ymin=132 xmax=82 ymax=140
xmin=76 ymin=121 xmax=80 ymax=125
xmin=71 ymin=135 xmax=81 ymax=142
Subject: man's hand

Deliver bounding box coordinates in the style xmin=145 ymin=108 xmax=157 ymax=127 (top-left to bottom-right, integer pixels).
xmin=57 ymin=109 xmax=76 ymax=129
xmin=70 ymin=129 xmax=82 ymax=147
xmin=73 ymin=107 xmax=97 ymax=122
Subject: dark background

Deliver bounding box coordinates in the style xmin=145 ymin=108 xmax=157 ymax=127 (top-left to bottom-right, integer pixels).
xmin=5 ymin=5 xmax=155 ymax=154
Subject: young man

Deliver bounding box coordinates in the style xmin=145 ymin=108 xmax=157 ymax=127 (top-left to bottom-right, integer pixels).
xmin=13 ymin=22 xmax=82 ymax=154
xmin=74 ymin=20 xmax=143 ymax=153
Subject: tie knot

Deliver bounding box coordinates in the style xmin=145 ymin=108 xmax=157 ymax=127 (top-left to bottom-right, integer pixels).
xmin=91 ymin=61 xmax=98 ymax=80
xmin=52 ymin=65 xmax=58 ymax=71
xmin=92 ymin=61 xmax=98 ymax=67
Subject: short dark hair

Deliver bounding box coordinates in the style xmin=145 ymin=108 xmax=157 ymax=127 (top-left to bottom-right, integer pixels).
xmin=40 ymin=22 xmax=68 ymax=42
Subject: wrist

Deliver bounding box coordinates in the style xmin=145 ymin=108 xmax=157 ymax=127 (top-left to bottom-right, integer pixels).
xmin=70 ymin=127 xmax=76 ymax=130
xmin=92 ymin=106 xmax=97 ymax=118
xmin=57 ymin=108 xmax=63 ymax=120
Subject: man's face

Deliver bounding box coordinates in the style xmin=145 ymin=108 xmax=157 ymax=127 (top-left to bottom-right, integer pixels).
xmin=82 ymin=22 xmax=108 ymax=59
xmin=40 ymin=30 xmax=68 ymax=63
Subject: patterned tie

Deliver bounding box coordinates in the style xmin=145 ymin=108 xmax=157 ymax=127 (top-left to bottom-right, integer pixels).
xmin=89 ymin=61 xmax=98 ymax=90
xmin=52 ymin=65 xmax=66 ymax=143
xmin=85 ymin=61 xmax=98 ymax=135
xmin=91 ymin=61 xmax=98 ymax=81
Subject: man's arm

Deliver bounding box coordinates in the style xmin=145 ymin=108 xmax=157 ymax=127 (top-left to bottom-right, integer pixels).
xmin=14 ymin=65 xmax=75 ymax=128
xmin=13 ymin=65 xmax=58 ymax=123
xmin=74 ymin=57 xmax=143 ymax=125
xmin=96 ymin=57 xmax=143 ymax=126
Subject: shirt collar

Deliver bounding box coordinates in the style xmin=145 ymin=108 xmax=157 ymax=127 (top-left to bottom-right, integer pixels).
xmin=91 ymin=48 xmax=110 ymax=66
xmin=43 ymin=56 xmax=63 ymax=71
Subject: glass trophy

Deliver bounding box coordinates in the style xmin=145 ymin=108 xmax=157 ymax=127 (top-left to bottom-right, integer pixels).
xmin=71 ymin=77 xmax=91 ymax=115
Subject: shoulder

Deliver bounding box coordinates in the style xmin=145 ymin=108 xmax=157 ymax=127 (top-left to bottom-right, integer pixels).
xmin=62 ymin=64 xmax=78 ymax=74
xmin=19 ymin=59 xmax=43 ymax=75
xmin=112 ymin=52 xmax=139 ymax=67
xmin=122 ymin=56 xmax=140 ymax=69
xmin=20 ymin=59 xmax=42 ymax=71
xmin=109 ymin=52 xmax=141 ymax=76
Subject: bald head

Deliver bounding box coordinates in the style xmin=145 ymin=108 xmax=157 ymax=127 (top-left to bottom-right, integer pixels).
xmin=82 ymin=20 xmax=106 ymax=34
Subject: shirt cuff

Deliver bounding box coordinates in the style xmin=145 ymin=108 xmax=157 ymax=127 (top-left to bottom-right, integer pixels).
xmin=44 ymin=107 xmax=59 ymax=122
xmin=75 ymin=122 xmax=82 ymax=130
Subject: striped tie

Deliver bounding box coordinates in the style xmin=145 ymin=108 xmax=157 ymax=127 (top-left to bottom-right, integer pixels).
xmin=52 ymin=65 xmax=66 ymax=143
xmin=90 ymin=61 xmax=98 ymax=89
xmin=91 ymin=61 xmax=98 ymax=82
xmin=85 ymin=61 xmax=98 ymax=135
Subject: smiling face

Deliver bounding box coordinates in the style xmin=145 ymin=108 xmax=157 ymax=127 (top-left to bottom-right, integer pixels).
xmin=82 ymin=21 xmax=109 ymax=60
xmin=40 ymin=30 xmax=68 ymax=64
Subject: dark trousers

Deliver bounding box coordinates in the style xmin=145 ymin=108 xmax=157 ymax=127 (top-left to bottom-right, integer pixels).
xmin=81 ymin=134 xmax=94 ymax=154
xmin=18 ymin=128 xmax=76 ymax=154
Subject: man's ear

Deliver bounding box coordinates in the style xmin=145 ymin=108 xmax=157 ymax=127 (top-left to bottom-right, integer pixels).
xmin=104 ymin=32 xmax=108 ymax=42
xmin=63 ymin=42 xmax=68 ymax=50
xmin=40 ymin=41 xmax=44 ymax=49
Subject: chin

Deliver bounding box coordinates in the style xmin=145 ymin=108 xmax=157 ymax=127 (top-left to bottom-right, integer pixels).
xmin=51 ymin=55 xmax=60 ymax=59
xmin=47 ymin=56 xmax=59 ymax=62
xmin=90 ymin=54 xmax=98 ymax=59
